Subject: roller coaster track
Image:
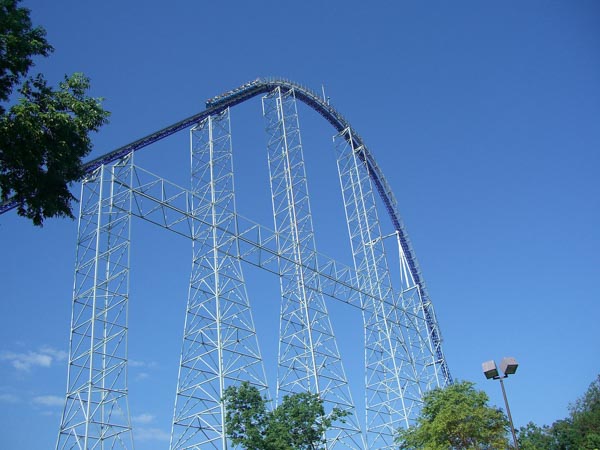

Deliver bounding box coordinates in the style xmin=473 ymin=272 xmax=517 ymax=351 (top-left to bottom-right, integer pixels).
xmin=1 ymin=77 xmax=451 ymax=385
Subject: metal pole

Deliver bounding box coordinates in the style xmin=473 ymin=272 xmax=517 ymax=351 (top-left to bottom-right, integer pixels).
xmin=499 ymin=377 xmax=519 ymax=450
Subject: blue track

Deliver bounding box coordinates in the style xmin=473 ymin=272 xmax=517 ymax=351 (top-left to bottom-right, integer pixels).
xmin=1 ymin=77 xmax=451 ymax=384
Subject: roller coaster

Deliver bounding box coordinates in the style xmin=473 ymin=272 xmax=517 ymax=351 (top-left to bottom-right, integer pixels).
xmin=3 ymin=78 xmax=452 ymax=449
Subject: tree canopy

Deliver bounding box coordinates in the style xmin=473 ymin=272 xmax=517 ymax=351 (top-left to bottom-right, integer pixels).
xmin=518 ymin=374 xmax=600 ymax=450
xmin=0 ymin=0 xmax=108 ymax=225
xmin=222 ymin=381 xmax=348 ymax=450
xmin=396 ymin=380 xmax=509 ymax=449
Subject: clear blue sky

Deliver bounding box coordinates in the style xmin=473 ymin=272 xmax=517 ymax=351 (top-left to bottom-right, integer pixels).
xmin=1 ymin=1 xmax=599 ymax=449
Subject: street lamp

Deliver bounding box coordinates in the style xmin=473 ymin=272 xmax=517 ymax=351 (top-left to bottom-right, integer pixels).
xmin=482 ymin=357 xmax=519 ymax=450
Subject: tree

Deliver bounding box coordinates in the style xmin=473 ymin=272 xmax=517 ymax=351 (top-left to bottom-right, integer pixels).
xmin=396 ymin=381 xmax=509 ymax=449
xmin=223 ymin=381 xmax=268 ymax=449
xmin=517 ymin=422 xmax=555 ymax=450
xmin=0 ymin=0 xmax=51 ymax=108
xmin=222 ymin=381 xmax=348 ymax=450
xmin=0 ymin=0 xmax=109 ymax=225
xmin=517 ymin=374 xmax=600 ymax=450
xmin=569 ymin=374 xmax=600 ymax=449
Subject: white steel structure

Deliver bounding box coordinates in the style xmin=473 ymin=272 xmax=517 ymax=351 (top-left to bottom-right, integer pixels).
xmin=54 ymin=79 xmax=451 ymax=450
xmin=335 ymin=128 xmax=442 ymax=446
xmin=56 ymin=159 xmax=134 ymax=449
xmin=170 ymin=109 xmax=268 ymax=449
xmin=263 ymin=88 xmax=364 ymax=448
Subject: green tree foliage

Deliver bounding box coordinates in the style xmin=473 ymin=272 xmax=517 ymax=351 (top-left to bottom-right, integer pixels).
xmin=0 ymin=0 xmax=51 ymax=108
xmin=570 ymin=374 xmax=600 ymax=449
xmin=517 ymin=422 xmax=555 ymax=450
xmin=222 ymin=381 xmax=348 ymax=450
xmin=518 ymin=374 xmax=600 ymax=450
xmin=396 ymin=381 xmax=509 ymax=449
xmin=0 ymin=0 xmax=109 ymax=225
xmin=223 ymin=381 xmax=268 ymax=449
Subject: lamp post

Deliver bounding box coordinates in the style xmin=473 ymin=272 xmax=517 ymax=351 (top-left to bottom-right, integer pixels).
xmin=482 ymin=357 xmax=519 ymax=450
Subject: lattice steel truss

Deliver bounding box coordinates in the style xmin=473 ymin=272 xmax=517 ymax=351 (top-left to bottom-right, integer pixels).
xmin=170 ymin=109 xmax=268 ymax=449
xmin=57 ymin=159 xmax=134 ymax=450
xmin=263 ymin=88 xmax=364 ymax=449
xmin=56 ymin=84 xmax=450 ymax=450
xmin=335 ymin=129 xmax=442 ymax=448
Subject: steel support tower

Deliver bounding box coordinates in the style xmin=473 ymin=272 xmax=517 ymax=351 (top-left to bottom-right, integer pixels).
xmin=170 ymin=109 xmax=267 ymax=449
xmin=263 ymin=88 xmax=363 ymax=448
xmin=57 ymin=158 xmax=135 ymax=449
xmin=50 ymin=79 xmax=452 ymax=450
xmin=335 ymin=128 xmax=442 ymax=447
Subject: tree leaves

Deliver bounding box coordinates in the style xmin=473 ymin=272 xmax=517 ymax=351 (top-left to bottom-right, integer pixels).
xmin=0 ymin=0 xmax=52 ymax=108
xmin=223 ymin=381 xmax=268 ymax=449
xmin=0 ymin=73 xmax=109 ymax=225
xmin=222 ymin=382 xmax=348 ymax=450
xmin=396 ymin=381 xmax=509 ymax=449
xmin=0 ymin=0 xmax=108 ymax=225
xmin=518 ymin=374 xmax=600 ymax=450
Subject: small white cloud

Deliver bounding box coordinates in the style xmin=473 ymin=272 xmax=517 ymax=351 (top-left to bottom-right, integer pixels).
xmin=0 ymin=346 xmax=67 ymax=371
xmin=111 ymin=409 xmax=125 ymax=418
xmin=0 ymin=393 xmax=19 ymax=403
xmin=132 ymin=413 xmax=155 ymax=424
xmin=40 ymin=346 xmax=68 ymax=362
xmin=135 ymin=372 xmax=150 ymax=381
xmin=135 ymin=427 xmax=170 ymax=442
xmin=32 ymin=395 xmax=64 ymax=407
xmin=1 ymin=351 xmax=52 ymax=371
xmin=129 ymin=359 xmax=158 ymax=368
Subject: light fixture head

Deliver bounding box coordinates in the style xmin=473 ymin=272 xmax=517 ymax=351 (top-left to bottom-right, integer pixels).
xmin=482 ymin=360 xmax=499 ymax=379
xmin=500 ymin=357 xmax=518 ymax=376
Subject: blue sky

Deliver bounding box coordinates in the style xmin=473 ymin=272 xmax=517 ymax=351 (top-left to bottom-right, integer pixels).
xmin=1 ymin=1 xmax=599 ymax=449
